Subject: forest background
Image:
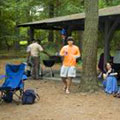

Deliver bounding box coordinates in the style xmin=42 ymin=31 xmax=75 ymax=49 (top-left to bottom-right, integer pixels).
xmin=0 ymin=0 xmax=120 ymax=57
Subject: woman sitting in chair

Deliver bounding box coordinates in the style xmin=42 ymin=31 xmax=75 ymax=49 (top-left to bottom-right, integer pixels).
xmin=103 ymin=62 xmax=118 ymax=94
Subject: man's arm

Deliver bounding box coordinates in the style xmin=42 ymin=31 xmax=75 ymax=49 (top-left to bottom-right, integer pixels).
xmin=26 ymin=46 xmax=31 ymax=63
xmin=59 ymin=47 xmax=66 ymax=57
xmin=39 ymin=45 xmax=51 ymax=57
xmin=74 ymin=47 xmax=81 ymax=59
xmin=27 ymin=52 xmax=31 ymax=63
xmin=42 ymin=51 xmax=51 ymax=57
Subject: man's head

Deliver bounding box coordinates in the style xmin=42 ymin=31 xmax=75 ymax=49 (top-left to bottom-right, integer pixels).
xmin=67 ymin=36 xmax=74 ymax=46
xmin=32 ymin=39 xmax=37 ymax=43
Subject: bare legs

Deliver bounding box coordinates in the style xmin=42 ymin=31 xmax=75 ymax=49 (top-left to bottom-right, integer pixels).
xmin=62 ymin=77 xmax=67 ymax=90
xmin=62 ymin=77 xmax=72 ymax=93
xmin=66 ymin=77 xmax=72 ymax=92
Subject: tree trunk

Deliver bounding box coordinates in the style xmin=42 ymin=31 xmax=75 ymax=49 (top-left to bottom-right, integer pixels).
xmin=5 ymin=39 xmax=11 ymax=51
xmin=14 ymin=21 xmax=20 ymax=50
xmin=79 ymin=0 xmax=99 ymax=92
xmin=48 ymin=2 xmax=54 ymax=42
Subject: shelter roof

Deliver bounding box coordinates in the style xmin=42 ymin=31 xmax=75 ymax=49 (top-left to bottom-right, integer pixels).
xmin=18 ymin=5 xmax=120 ymax=30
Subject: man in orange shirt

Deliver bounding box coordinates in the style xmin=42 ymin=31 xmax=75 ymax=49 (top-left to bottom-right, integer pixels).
xmin=60 ymin=36 xmax=80 ymax=94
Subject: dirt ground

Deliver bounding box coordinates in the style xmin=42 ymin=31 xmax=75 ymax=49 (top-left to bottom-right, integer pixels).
xmin=0 ymin=80 xmax=120 ymax=120
xmin=0 ymin=59 xmax=120 ymax=120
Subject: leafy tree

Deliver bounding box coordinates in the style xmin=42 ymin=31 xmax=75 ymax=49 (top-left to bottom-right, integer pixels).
xmin=0 ymin=0 xmax=120 ymax=51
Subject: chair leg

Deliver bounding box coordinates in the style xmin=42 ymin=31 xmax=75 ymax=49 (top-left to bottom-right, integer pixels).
xmin=14 ymin=90 xmax=23 ymax=99
xmin=20 ymin=89 xmax=23 ymax=99
xmin=0 ymin=91 xmax=4 ymax=104
xmin=0 ymin=89 xmax=24 ymax=105
xmin=0 ymin=98 xmax=3 ymax=104
xmin=12 ymin=90 xmax=24 ymax=105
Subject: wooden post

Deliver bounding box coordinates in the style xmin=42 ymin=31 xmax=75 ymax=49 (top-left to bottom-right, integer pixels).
xmin=66 ymin=27 xmax=72 ymax=36
xmin=77 ymin=31 xmax=83 ymax=51
xmin=29 ymin=27 xmax=34 ymax=42
xmin=15 ymin=22 xmax=20 ymax=50
xmin=104 ymin=20 xmax=110 ymax=66
xmin=65 ymin=27 xmax=72 ymax=45
xmin=104 ymin=18 xmax=119 ymax=67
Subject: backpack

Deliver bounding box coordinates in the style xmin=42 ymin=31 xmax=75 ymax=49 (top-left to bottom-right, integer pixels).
xmin=2 ymin=91 xmax=13 ymax=103
xmin=22 ymin=89 xmax=39 ymax=105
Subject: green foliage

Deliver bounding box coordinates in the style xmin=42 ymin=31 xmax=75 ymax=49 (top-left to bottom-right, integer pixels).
xmin=99 ymin=0 xmax=120 ymax=8
xmin=99 ymin=0 xmax=107 ymax=8
xmin=58 ymin=0 xmax=84 ymax=15
xmin=0 ymin=0 xmax=120 ymax=51
xmin=112 ymin=0 xmax=120 ymax=6
xmin=110 ymin=30 xmax=120 ymax=50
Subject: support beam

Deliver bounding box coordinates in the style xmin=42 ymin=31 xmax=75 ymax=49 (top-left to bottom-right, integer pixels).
xmin=66 ymin=27 xmax=72 ymax=36
xmin=104 ymin=20 xmax=110 ymax=66
xmin=63 ymin=27 xmax=72 ymax=45
xmin=29 ymin=27 xmax=34 ymax=42
xmin=77 ymin=31 xmax=83 ymax=51
xmin=104 ymin=18 xmax=119 ymax=67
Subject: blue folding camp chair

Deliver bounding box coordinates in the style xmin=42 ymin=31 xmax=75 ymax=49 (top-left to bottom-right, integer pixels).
xmin=0 ymin=63 xmax=27 ymax=104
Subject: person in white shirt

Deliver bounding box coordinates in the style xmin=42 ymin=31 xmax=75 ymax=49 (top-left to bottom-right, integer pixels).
xmin=27 ymin=40 xmax=43 ymax=79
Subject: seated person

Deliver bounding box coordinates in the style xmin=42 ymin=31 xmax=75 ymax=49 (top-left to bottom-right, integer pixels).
xmin=98 ymin=53 xmax=113 ymax=79
xmin=102 ymin=62 xmax=118 ymax=94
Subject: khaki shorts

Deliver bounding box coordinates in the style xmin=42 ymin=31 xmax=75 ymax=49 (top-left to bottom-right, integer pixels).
xmin=60 ymin=65 xmax=76 ymax=78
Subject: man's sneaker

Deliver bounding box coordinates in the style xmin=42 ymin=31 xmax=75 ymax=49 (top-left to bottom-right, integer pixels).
xmin=66 ymin=89 xmax=70 ymax=94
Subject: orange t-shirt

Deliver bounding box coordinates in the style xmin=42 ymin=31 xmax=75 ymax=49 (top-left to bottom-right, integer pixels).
xmin=60 ymin=45 xmax=80 ymax=66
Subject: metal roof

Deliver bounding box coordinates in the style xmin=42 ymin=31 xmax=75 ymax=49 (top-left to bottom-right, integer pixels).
xmin=18 ymin=5 xmax=120 ymax=30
